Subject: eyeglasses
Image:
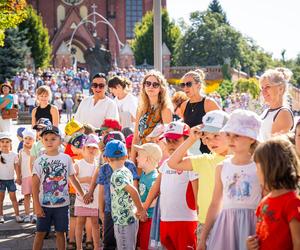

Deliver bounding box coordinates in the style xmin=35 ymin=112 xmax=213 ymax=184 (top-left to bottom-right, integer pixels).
xmin=180 ymin=81 xmax=193 ymax=88
xmin=92 ymin=83 xmax=106 ymax=89
xmin=144 ymin=81 xmax=160 ymax=89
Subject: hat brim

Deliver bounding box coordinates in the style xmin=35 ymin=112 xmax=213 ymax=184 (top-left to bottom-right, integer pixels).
xmin=163 ymin=133 xmax=184 ymax=140
xmin=220 ymin=128 xmax=262 ymax=142
xmin=41 ymin=130 xmax=60 ymax=137
xmin=33 ymin=124 xmax=47 ymax=130
xmin=133 ymin=144 xmax=144 ymax=151
xmin=84 ymin=143 xmax=99 ymax=149
xmin=200 ymin=125 xmax=221 ymax=133
xmin=0 ymin=136 xmax=12 ymax=141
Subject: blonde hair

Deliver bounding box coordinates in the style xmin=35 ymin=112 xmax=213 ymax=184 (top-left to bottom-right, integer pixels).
xmin=260 ymin=67 xmax=293 ymax=105
xmin=182 ymin=69 xmax=206 ymax=84
xmin=36 ymin=85 xmax=52 ymax=101
xmin=172 ymin=91 xmax=188 ymax=107
xmin=138 ymin=70 xmax=172 ymax=114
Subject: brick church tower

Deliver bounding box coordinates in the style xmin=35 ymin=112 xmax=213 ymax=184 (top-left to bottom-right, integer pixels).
xmin=28 ymin=0 xmax=166 ymax=70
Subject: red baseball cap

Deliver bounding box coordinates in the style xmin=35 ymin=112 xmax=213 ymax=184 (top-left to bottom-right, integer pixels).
xmin=100 ymin=119 xmax=122 ymax=131
xmin=163 ymin=121 xmax=190 ymax=139
xmin=125 ymin=134 xmax=134 ymax=149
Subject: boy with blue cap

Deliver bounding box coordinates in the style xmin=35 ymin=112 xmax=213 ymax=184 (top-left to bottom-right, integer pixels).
xmin=105 ymin=139 xmax=147 ymax=250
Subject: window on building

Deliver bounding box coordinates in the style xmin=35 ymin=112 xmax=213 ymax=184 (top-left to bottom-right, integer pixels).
xmin=80 ymin=5 xmax=88 ymax=19
xmin=57 ymin=5 xmax=66 ymax=28
xmin=126 ymin=0 xmax=143 ymax=39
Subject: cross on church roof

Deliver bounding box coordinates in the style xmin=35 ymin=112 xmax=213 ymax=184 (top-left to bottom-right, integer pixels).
xmin=91 ymin=3 xmax=97 ymax=13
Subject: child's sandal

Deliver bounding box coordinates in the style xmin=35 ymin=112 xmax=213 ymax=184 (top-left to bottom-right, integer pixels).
xmin=85 ymin=241 xmax=93 ymax=250
xmin=66 ymin=241 xmax=76 ymax=250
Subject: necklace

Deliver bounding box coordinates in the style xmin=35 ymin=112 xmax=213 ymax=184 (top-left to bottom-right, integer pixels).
xmin=190 ymin=102 xmax=198 ymax=112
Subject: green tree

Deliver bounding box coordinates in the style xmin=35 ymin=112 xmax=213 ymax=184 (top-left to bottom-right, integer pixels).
xmin=216 ymin=79 xmax=234 ymax=100
xmin=235 ymin=78 xmax=260 ymax=99
xmin=19 ymin=5 xmax=51 ymax=68
xmin=208 ymin=0 xmax=228 ymax=24
xmin=0 ymin=0 xmax=27 ymax=46
xmin=0 ymin=27 xmax=30 ymax=82
xmin=131 ymin=9 xmax=181 ymax=65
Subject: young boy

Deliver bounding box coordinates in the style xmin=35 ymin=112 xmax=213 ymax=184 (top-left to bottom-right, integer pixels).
xmin=105 ymin=139 xmax=147 ymax=250
xmin=32 ymin=125 xmax=85 ymax=250
xmin=134 ymin=143 xmax=162 ymax=250
xmin=143 ymin=121 xmax=198 ymax=249
xmin=168 ymin=110 xmax=229 ymax=244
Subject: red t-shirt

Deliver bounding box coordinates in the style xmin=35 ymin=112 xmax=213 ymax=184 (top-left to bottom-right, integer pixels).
xmin=256 ymin=191 xmax=300 ymax=250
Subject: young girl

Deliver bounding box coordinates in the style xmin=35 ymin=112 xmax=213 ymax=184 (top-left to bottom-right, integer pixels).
xmin=199 ymin=109 xmax=262 ymax=250
xmin=0 ymin=133 xmax=22 ymax=223
xmin=31 ymin=85 xmax=59 ymax=128
xmin=74 ymin=134 xmax=100 ymax=250
xmin=247 ymin=137 xmax=300 ymax=250
xmin=19 ymin=128 xmax=35 ymax=223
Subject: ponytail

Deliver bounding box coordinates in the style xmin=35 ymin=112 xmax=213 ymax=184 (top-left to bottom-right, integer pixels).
xmin=0 ymin=151 xmax=6 ymax=164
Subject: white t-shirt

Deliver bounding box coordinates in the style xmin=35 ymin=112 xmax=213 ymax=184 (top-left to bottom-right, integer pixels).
xmin=159 ymin=160 xmax=198 ymax=221
xmin=74 ymin=96 xmax=119 ymax=128
xmin=114 ymin=93 xmax=138 ymax=129
xmin=0 ymin=152 xmax=19 ymax=180
xmin=20 ymin=150 xmax=31 ymax=178
xmin=32 ymin=153 xmax=75 ymax=208
xmin=74 ymin=159 xmax=98 ymax=209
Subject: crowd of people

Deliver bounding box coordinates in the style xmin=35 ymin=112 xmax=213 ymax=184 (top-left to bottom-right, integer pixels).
xmin=0 ymin=66 xmax=299 ymax=250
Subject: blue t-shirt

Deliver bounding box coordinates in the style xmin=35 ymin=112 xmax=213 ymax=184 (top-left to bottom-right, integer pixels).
xmin=0 ymin=94 xmax=13 ymax=110
xmin=96 ymin=160 xmax=139 ymax=213
xmin=139 ymin=170 xmax=159 ymax=218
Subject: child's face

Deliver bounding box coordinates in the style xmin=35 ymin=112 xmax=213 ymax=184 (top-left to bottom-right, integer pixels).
xmin=23 ymin=136 xmax=34 ymax=148
xmin=225 ymin=133 xmax=255 ymax=154
xmin=295 ymin=126 xmax=300 ymax=156
xmin=42 ymin=133 xmax=61 ymax=152
xmin=165 ymin=136 xmax=185 ymax=154
xmin=37 ymin=93 xmax=49 ymax=103
xmin=82 ymin=145 xmax=99 ymax=158
xmin=0 ymin=139 xmax=11 ymax=152
xmin=203 ymin=132 xmax=228 ymax=155
xmin=136 ymin=150 xmax=148 ymax=168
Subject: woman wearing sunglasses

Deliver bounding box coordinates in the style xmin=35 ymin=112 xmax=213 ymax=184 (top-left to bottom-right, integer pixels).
xmin=131 ymin=70 xmax=173 ymax=162
xmin=179 ymin=69 xmax=220 ymax=154
xmin=74 ymin=73 xmax=119 ymax=128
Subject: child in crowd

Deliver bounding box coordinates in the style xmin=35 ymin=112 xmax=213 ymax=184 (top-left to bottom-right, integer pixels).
xmin=200 ymin=109 xmax=262 ymax=250
xmin=97 ymin=118 xmax=122 ymax=137
xmin=144 ymin=121 xmax=199 ymax=249
xmin=74 ymin=134 xmax=100 ymax=250
xmin=0 ymin=133 xmax=22 ymax=223
xmin=247 ymin=137 xmax=300 ymax=250
xmin=105 ymin=139 xmax=147 ymax=250
xmin=32 ymin=125 xmax=85 ymax=250
xmin=134 ymin=143 xmax=162 ymax=250
xmin=16 ymin=127 xmax=25 ymax=153
xmin=125 ymin=134 xmax=133 ymax=156
xmin=19 ymin=128 xmax=35 ymax=223
xmin=168 ymin=110 xmax=229 ymax=243
xmin=85 ymin=131 xmax=139 ymax=250
xmin=31 ymin=85 xmax=60 ymax=127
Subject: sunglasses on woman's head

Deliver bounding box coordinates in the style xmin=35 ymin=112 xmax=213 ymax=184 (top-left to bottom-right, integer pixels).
xmin=92 ymin=83 xmax=106 ymax=89
xmin=180 ymin=81 xmax=193 ymax=88
xmin=144 ymin=81 xmax=160 ymax=89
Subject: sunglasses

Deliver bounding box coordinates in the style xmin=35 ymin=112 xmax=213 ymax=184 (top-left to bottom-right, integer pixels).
xmin=92 ymin=83 xmax=106 ymax=89
xmin=144 ymin=81 xmax=160 ymax=89
xmin=180 ymin=81 xmax=193 ymax=88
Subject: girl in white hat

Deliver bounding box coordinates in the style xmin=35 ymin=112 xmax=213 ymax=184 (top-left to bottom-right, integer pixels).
xmin=199 ymin=109 xmax=262 ymax=250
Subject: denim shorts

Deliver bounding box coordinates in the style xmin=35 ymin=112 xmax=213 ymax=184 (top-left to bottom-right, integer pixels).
xmin=0 ymin=179 xmax=16 ymax=192
xmin=36 ymin=206 xmax=69 ymax=232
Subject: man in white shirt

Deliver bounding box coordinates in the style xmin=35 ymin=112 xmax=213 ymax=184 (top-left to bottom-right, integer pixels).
xmin=74 ymin=73 xmax=119 ymax=128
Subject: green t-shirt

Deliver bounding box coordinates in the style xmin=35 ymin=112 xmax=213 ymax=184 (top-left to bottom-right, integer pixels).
xmin=110 ymin=166 xmax=136 ymax=225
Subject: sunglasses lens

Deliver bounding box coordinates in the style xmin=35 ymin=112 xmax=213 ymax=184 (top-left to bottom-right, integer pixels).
xmin=187 ymin=82 xmax=193 ymax=87
xmin=152 ymin=82 xmax=160 ymax=88
xmin=180 ymin=83 xmax=185 ymax=88
xmin=92 ymin=83 xmax=105 ymax=88
xmin=144 ymin=81 xmax=151 ymax=87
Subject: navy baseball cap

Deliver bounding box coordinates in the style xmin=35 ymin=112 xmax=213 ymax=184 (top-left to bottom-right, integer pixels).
xmin=40 ymin=125 xmax=61 ymax=137
xmin=33 ymin=118 xmax=52 ymax=130
xmin=104 ymin=139 xmax=127 ymax=158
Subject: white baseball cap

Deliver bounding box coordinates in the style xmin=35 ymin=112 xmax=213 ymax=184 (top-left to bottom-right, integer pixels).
xmin=0 ymin=132 xmax=12 ymax=141
xmin=163 ymin=121 xmax=190 ymax=139
xmin=201 ymin=110 xmax=229 ymax=133
xmin=221 ymin=109 xmax=262 ymax=141
xmin=22 ymin=128 xmax=35 ymax=139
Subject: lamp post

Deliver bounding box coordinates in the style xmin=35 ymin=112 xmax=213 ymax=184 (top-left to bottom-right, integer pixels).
xmin=153 ymin=0 xmax=162 ymax=72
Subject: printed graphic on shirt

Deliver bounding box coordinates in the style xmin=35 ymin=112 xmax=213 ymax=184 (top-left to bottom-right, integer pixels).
xmin=39 ymin=157 xmax=68 ymax=206
xmin=257 ymin=204 xmax=278 ymax=241
xmin=225 ymin=171 xmax=252 ymax=201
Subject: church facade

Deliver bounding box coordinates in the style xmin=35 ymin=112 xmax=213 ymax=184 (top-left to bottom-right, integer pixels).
xmin=28 ymin=0 xmax=166 ymax=69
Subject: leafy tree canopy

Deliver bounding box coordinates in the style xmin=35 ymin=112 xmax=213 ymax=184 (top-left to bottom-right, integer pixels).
xmin=208 ymin=0 xmax=228 ymax=24
xmin=0 ymin=0 xmax=27 ymax=46
xmin=19 ymin=5 xmax=52 ymax=68
xmin=131 ymin=9 xmax=181 ymax=65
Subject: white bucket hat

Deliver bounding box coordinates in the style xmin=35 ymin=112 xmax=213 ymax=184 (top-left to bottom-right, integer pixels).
xmin=221 ymin=109 xmax=262 ymax=141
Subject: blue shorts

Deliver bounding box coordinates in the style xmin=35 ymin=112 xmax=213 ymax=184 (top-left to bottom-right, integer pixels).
xmin=0 ymin=179 xmax=16 ymax=192
xmin=36 ymin=206 xmax=69 ymax=232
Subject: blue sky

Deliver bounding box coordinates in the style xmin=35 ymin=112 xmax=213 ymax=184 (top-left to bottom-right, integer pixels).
xmin=167 ymin=0 xmax=299 ymax=60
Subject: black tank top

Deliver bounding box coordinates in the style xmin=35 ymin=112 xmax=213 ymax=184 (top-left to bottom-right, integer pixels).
xmin=35 ymin=104 xmax=53 ymax=123
xmin=183 ymin=98 xmax=210 ymax=154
